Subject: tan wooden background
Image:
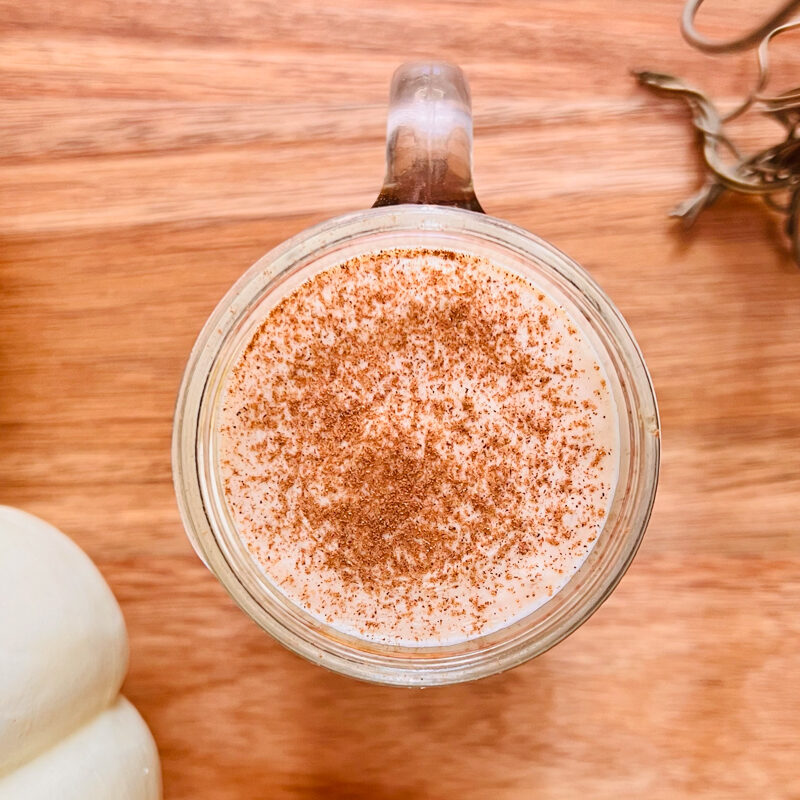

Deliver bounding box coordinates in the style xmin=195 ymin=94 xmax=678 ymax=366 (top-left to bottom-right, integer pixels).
xmin=1 ymin=1 xmax=799 ymax=797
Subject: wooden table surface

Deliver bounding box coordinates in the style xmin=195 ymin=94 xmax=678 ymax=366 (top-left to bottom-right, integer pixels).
xmin=2 ymin=1 xmax=799 ymax=797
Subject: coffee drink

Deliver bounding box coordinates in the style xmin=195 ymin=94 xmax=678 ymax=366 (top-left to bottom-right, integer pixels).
xmin=218 ymin=248 xmax=618 ymax=645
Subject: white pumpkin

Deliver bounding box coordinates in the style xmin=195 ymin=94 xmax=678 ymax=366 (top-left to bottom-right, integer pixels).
xmin=0 ymin=506 xmax=161 ymax=799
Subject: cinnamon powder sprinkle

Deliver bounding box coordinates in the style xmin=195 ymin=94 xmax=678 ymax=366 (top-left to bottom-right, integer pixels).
xmin=218 ymin=248 xmax=617 ymax=644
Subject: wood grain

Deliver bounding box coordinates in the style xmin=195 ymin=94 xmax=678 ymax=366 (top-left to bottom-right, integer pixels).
xmin=1 ymin=1 xmax=799 ymax=797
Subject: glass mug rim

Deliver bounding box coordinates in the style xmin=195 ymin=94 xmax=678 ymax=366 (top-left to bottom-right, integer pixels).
xmin=173 ymin=204 xmax=660 ymax=686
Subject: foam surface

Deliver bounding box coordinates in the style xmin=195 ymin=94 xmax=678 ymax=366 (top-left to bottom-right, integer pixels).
xmin=218 ymin=248 xmax=619 ymax=645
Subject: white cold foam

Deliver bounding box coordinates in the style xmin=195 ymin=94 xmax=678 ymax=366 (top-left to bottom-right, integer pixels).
xmin=218 ymin=248 xmax=620 ymax=646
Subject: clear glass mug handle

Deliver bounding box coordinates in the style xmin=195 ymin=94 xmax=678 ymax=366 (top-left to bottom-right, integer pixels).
xmin=373 ymin=63 xmax=484 ymax=212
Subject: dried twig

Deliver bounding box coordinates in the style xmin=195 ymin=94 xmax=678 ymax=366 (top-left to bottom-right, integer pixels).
xmin=636 ymin=4 xmax=800 ymax=265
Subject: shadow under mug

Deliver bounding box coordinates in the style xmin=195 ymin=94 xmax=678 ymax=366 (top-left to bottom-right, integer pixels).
xmin=172 ymin=62 xmax=660 ymax=686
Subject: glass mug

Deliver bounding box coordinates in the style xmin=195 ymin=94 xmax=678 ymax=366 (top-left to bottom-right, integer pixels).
xmin=173 ymin=63 xmax=660 ymax=686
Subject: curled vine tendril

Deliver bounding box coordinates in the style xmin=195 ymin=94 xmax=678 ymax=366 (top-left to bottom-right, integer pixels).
xmin=635 ymin=1 xmax=800 ymax=266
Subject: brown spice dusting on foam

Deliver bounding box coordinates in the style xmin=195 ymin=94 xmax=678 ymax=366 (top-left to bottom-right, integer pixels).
xmin=218 ymin=248 xmax=617 ymax=645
